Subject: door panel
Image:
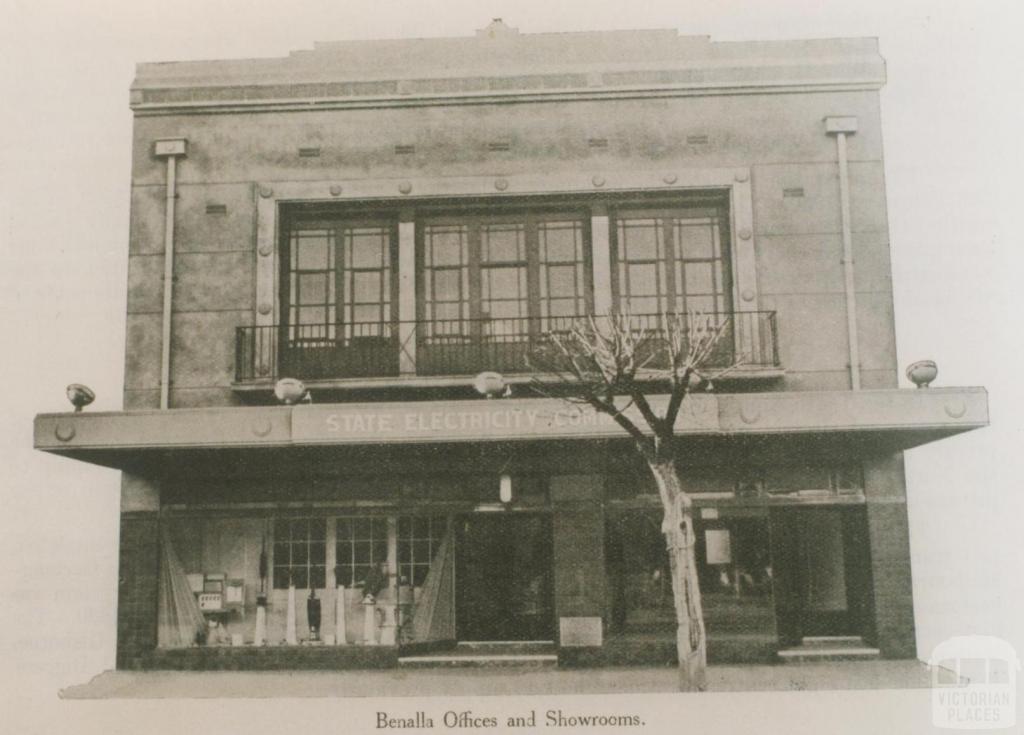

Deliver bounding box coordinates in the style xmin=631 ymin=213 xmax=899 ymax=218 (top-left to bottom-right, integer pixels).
xmin=770 ymin=507 xmax=873 ymax=644
xmin=455 ymin=514 xmax=554 ymax=641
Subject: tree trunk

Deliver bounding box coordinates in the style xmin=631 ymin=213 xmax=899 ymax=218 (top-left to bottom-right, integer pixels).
xmin=649 ymin=457 xmax=707 ymax=692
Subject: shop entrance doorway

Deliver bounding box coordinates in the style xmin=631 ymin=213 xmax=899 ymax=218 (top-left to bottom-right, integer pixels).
xmin=455 ymin=514 xmax=555 ymax=641
xmin=770 ymin=507 xmax=875 ymax=646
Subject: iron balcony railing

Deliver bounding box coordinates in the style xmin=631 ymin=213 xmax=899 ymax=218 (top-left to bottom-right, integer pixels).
xmin=235 ymin=311 xmax=780 ymax=383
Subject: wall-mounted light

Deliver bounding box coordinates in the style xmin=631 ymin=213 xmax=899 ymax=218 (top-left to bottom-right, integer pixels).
xmin=906 ymin=360 xmax=938 ymax=388
xmin=66 ymin=384 xmax=95 ymax=412
xmin=274 ymin=378 xmax=310 ymax=405
xmin=474 ymin=371 xmax=509 ymax=398
xmin=499 ymin=473 xmax=513 ymax=504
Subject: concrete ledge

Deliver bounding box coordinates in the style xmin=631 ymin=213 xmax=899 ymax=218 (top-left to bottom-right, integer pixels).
xmin=35 ymin=388 xmax=988 ymax=469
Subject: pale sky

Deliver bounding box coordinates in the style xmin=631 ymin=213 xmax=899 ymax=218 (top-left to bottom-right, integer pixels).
xmin=1 ymin=1 xmax=1022 ymax=732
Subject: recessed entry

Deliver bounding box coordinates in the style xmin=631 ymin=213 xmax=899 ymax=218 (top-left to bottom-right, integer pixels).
xmin=205 ymin=203 xmax=227 ymax=215
xmin=783 ymin=187 xmax=805 ymax=198
xmin=298 ymin=146 xmax=321 ymax=158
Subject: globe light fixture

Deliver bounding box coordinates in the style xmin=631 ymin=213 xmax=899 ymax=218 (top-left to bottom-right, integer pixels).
xmin=66 ymin=384 xmax=95 ymax=412
xmin=906 ymin=360 xmax=938 ymax=389
xmin=474 ymin=371 xmax=509 ymax=398
xmin=274 ymin=378 xmax=309 ymax=404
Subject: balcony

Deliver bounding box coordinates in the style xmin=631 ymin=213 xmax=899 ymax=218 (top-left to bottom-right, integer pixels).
xmin=234 ymin=311 xmax=781 ymax=386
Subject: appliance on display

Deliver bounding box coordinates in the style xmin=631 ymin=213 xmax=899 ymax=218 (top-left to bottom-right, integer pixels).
xmin=307 ymin=588 xmax=322 ymax=642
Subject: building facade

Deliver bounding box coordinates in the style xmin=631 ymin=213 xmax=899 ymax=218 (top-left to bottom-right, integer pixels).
xmin=35 ymin=21 xmax=988 ymax=671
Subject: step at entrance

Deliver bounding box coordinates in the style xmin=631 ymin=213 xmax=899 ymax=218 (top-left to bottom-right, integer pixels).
xmin=777 ymin=636 xmax=881 ymax=663
xmin=399 ymin=641 xmax=557 ymax=669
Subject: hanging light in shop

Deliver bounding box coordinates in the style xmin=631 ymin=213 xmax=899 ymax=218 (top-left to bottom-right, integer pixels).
xmin=499 ymin=473 xmax=513 ymax=503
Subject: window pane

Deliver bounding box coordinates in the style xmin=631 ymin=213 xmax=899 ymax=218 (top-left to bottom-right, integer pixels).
xmin=309 ymin=566 xmax=326 ymax=589
xmin=349 ymin=230 xmax=386 ymax=268
xmin=548 ymin=298 xmax=579 ymax=317
xmin=352 ymin=304 xmax=381 ymax=323
xmin=541 ymin=223 xmax=579 ymax=262
xmin=353 ymin=518 xmax=375 ymax=538
xmin=433 ymin=302 xmax=461 ymax=321
xmin=621 ymin=221 xmax=659 ymax=260
xmin=273 ymin=567 xmax=291 ymax=589
xmin=352 ymin=271 xmax=382 ymax=303
xmin=627 ymin=264 xmax=658 ymax=296
xmin=291 ymin=543 xmax=308 ymax=565
xmin=291 ymin=568 xmax=308 ymax=589
xmin=297 ymin=236 xmax=329 ymax=270
xmin=685 ymin=296 xmax=716 ymax=315
xmin=308 ymin=541 xmax=326 ymax=564
xmin=433 ymin=269 xmax=461 ymax=301
xmin=353 ymin=542 xmax=371 ymax=564
xmin=273 ymin=543 xmax=289 ymax=564
xmin=684 ymin=263 xmax=714 ymax=295
xmin=482 ymin=225 xmax=523 ymax=262
xmin=487 ymin=300 xmax=526 ymax=319
xmin=298 ymin=273 xmax=328 ymax=305
xmin=676 ymin=224 xmax=714 ymax=259
xmin=627 ymin=296 xmax=658 ymax=315
xmin=485 ymin=267 xmax=524 ymax=300
xmin=298 ymin=306 xmax=326 ymax=325
xmin=547 ymin=265 xmax=576 ymax=296
xmin=427 ymin=228 xmax=465 ymax=266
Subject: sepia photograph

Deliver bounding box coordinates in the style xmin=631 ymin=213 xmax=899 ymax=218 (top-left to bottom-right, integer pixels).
xmin=2 ymin=1 xmax=1021 ymax=733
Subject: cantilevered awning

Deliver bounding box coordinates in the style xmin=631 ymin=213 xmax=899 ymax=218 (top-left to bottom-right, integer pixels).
xmin=34 ymin=387 xmax=987 ymax=474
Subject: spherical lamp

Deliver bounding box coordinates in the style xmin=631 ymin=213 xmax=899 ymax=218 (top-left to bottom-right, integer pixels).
xmin=473 ymin=371 xmax=508 ymax=399
xmin=274 ymin=378 xmax=308 ymax=405
xmin=906 ymin=360 xmax=938 ymax=389
xmin=66 ymin=384 xmax=95 ymax=412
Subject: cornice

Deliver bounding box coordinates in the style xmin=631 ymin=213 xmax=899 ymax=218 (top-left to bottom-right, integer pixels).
xmin=129 ymin=30 xmax=886 ymax=116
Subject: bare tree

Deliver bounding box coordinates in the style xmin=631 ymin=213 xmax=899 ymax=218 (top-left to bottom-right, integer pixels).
xmin=529 ymin=311 xmax=740 ymax=692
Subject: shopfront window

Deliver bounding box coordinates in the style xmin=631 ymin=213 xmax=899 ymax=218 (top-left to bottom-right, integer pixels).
xmin=605 ymin=509 xmax=773 ymax=641
xmin=398 ymin=515 xmax=447 ymax=587
xmin=273 ymin=517 xmax=327 ymax=589
xmin=335 ymin=517 xmax=389 ymax=588
xmin=695 ymin=514 xmax=774 ymax=638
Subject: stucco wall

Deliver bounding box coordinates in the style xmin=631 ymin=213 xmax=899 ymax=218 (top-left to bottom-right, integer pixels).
xmin=124 ymin=89 xmax=896 ymax=407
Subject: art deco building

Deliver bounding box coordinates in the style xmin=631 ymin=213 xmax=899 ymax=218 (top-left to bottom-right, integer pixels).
xmin=34 ymin=21 xmax=987 ymax=670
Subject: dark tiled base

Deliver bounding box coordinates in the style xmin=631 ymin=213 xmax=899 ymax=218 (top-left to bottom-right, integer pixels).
xmin=143 ymin=645 xmax=398 ymax=671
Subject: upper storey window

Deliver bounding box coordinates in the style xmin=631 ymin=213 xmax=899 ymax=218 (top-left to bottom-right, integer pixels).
xmin=612 ymin=204 xmax=732 ymax=318
xmin=283 ymin=217 xmax=398 ymax=341
xmin=418 ymin=211 xmax=591 ymax=334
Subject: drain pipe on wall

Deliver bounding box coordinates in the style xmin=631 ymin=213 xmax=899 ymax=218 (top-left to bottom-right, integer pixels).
xmin=153 ymin=139 xmax=188 ymax=409
xmin=825 ymin=117 xmax=861 ymax=390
